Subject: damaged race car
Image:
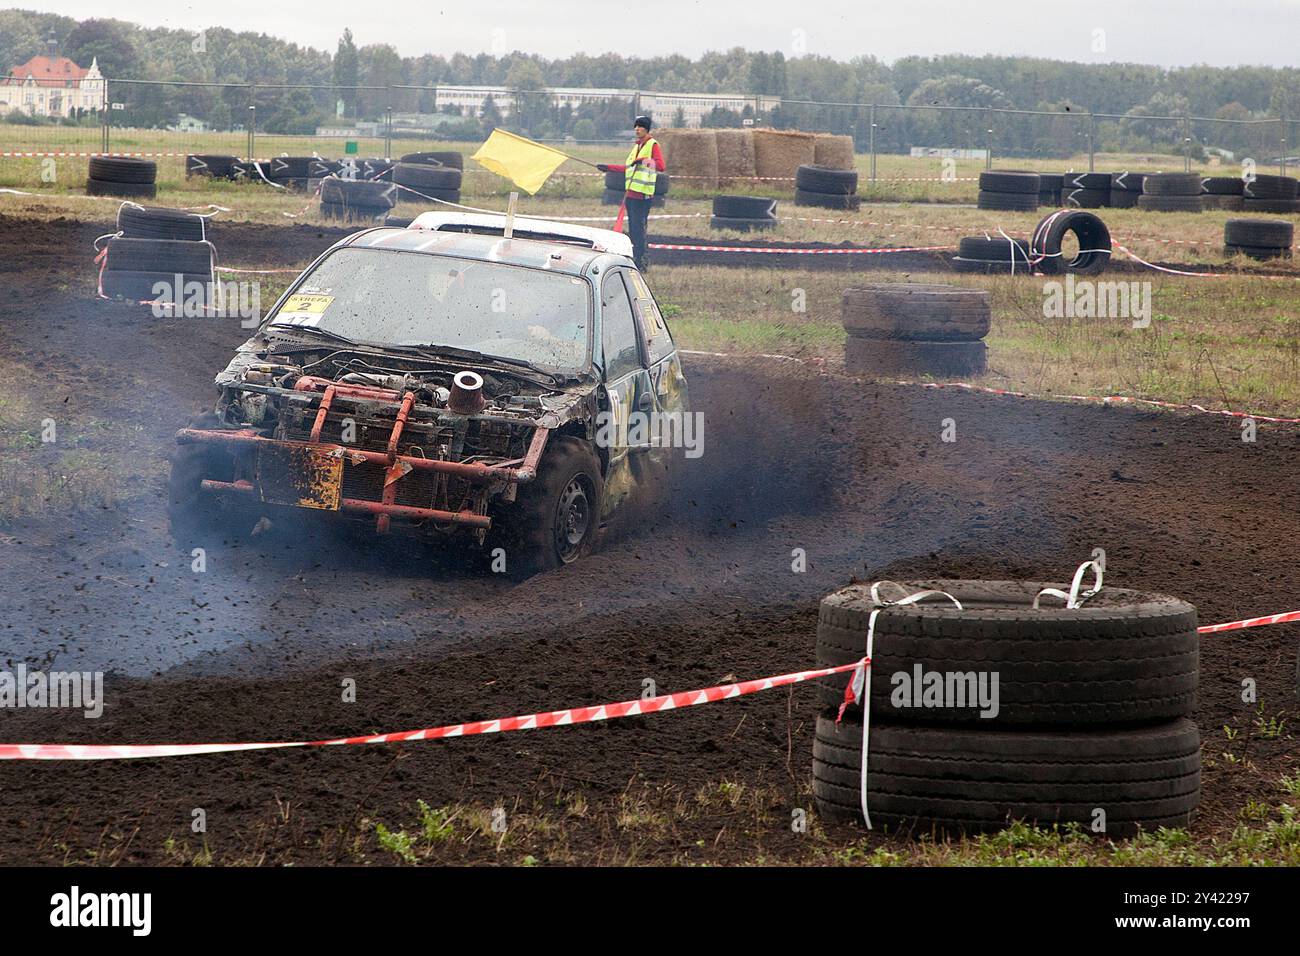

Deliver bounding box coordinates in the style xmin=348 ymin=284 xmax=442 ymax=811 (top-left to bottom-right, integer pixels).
xmin=168 ymin=212 xmax=689 ymax=574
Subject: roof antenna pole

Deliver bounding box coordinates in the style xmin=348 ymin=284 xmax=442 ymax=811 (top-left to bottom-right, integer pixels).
xmin=504 ymin=190 xmax=518 ymax=239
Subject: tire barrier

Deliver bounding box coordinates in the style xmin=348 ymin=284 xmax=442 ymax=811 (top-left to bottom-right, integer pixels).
xmin=1031 ymin=208 xmax=1112 ymax=275
xmin=977 ymin=170 xmax=1040 ymax=212
xmin=99 ymin=236 xmax=215 ymax=302
xmin=951 ymin=235 xmax=1032 ymax=273
xmin=710 ymin=195 xmax=777 ymax=231
xmin=794 ymin=164 xmax=860 ymax=209
xmin=842 ymin=284 xmax=990 ymax=377
xmin=86 ymin=156 xmax=157 ymax=200
xmin=1223 ymin=217 xmax=1295 ymax=260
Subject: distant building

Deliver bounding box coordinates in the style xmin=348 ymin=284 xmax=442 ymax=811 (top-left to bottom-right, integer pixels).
xmin=170 ymin=113 xmax=208 ymax=133
xmin=0 ymin=36 xmax=104 ymax=118
xmin=428 ymin=84 xmax=780 ymax=126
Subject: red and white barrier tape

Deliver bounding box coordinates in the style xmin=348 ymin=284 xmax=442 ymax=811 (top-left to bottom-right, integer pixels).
xmin=649 ymin=241 xmax=951 ymax=255
xmin=0 ymin=659 xmax=865 ymax=761
xmin=1 ymin=603 xmax=1297 ymax=762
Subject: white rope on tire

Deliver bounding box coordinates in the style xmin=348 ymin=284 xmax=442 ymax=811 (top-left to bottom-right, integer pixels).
xmin=836 ymin=580 xmax=963 ymax=830
xmin=1033 ymin=558 xmax=1104 ymax=609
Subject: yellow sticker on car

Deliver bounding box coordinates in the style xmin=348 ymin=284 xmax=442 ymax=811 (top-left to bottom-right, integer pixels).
xmin=273 ymin=293 xmax=336 ymax=327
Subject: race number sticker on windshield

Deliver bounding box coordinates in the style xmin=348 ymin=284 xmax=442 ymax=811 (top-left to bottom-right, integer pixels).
xmin=272 ymin=293 xmax=335 ymax=327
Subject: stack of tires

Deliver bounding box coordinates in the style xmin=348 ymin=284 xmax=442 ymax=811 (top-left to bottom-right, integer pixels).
xmin=320 ymin=178 xmax=399 ymax=223
xmin=263 ymin=156 xmax=316 ymax=189
xmin=87 ymin=157 xmax=157 ymax=199
xmin=1242 ymin=174 xmax=1299 ymax=213
xmin=1061 ymin=172 xmax=1109 ymax=208
xmin=1139 ymin=173 xmax=1204 ymax=212
xmin=794 ymin=164 xmax=859 ymax=210
xmin=602 ymin=168 xmax=670 ymax=207
xmin=1201 ymin=176 xmax=1245 ymax=211
xmin=841 ymin=285 xmax=989 ymax=378
xmin=1109 ymin=171 xmax=1146 ymax=208
xmin=186 ymin=154 xmax=240 ymax=180
xmin=1036 ymin=173 xmax=1063 ymax=208
xmin=710 ymin=195 xmax=777 ymax=231
xmin=811 ymin=580 xmax=1201 ymax=835
xmin=393 ymin=159 xmax=462 ymax=206
xmin=976 ymin=171 xmax=1039 ymax=212
xmin=1223 ymin=218 xmax=1294 ymax=260
xmin=951 ymin=236 xmax=1032 ymax=273
xmin=101 ymin=206 xmax=216 ymax=302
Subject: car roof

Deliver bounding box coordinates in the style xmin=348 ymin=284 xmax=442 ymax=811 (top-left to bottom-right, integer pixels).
xmin=341 ymin=222 xmax=629 ymax=276
xmin=411 ymin=211 xmax=634 ymax=256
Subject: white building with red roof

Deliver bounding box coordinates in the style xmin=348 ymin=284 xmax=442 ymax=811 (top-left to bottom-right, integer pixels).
xmin=0 ymin=47 xmax=105 ymax=118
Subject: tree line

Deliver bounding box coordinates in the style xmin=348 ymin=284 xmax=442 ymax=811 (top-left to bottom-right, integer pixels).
xmin=2 ymin=11 xmax=1298 ymax=155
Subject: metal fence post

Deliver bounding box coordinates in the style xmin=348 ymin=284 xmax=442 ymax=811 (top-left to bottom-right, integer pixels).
xmin=869 ymin=103 xmax=877 ymax=182
xmin=1281 ymin=117 xmax=1288 ymax=177
xmin=1088 ymin=112 xmax=1095 ymax=172
xmin=1184 ymin=115 xmax=1192 ymax=172
xmin=385 ymin=102 xmax=393 ymax=159
xmin=985 ymin=108 xmax=993 ymax=169
xmin=248 ymin=85 xmax=256 ymax=160
xmin=101 ymin=79 xmax=109 ymax=153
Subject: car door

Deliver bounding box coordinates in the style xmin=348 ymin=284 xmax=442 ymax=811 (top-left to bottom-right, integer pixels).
xmin=597 ymin=268 xmax=653 ymax=517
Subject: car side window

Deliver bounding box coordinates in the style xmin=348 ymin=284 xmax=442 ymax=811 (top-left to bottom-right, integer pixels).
xmin=626 ymin=270 xmax=675 ymax=365
xmin=601 ymin=272 xmax=642 ymax=380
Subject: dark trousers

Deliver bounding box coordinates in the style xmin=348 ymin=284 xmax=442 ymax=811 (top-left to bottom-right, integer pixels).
xmin=624 ymin=195 xmax=651 ymax=271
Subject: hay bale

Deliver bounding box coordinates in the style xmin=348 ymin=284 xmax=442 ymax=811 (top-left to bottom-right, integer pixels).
xmin=656 ymin=128 xmax=717 ymax=190
xmin=714 ymin=129 xmax=756 ymax=184
xmin=813 ymin=134 xmax=855 ymax=171
xmin=752 ymin=129 xmax=816 ymax=184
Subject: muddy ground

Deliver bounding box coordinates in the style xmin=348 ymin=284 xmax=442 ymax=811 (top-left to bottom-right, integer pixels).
xmin=0 ymin=214 xmax=1296 ymax=864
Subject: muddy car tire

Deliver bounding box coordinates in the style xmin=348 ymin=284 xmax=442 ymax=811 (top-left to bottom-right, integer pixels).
xmin=812 ymin=715 xmax=1201 ymax=835
xmin=167 ymin=414 xmax=238 ymax=543
xmin=814 ymin=580 xmax=1199 ymax=724
xmin=493 ymin=437 xmax=604 ymax=576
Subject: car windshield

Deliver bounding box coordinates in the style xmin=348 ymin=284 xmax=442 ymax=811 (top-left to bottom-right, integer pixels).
xmin=268 ymin=248 xmax=592 ymax=372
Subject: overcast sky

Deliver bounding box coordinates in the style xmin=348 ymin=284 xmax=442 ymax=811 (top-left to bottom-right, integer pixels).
xmin=17 ymin=0 xmax=1300 ymax=68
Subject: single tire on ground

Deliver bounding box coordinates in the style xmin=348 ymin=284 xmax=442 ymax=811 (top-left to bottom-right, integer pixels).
xmin=811 ymin=715 xmax=1201 ymax=836
xmin=1242 ymin=174 xmax=1298 ymax=200
xmin=1061 ymin=187 xmax=1108 ymax=208
xmin=103 ymin=237 xmax=215 ymax=275
xmin=842 ymin=284 xmax=991 ymax=341
xmin=793 ymin=188 xmax=860 ymax=210
xmin=815 ymin=579 xmax=1198 ymax=723
xmin=400 ymin=151 xmax=464 ymax=170
xmin=844 ymin=336 xmax=987 ymax=378
xmin=1138 ymin=195 xmax=1205 ymax=212
xmin=89 ymin=156 xmax=157 ymax=184
xmin=101 ymin=270 xmax=213 ymax=302
xmin=1242 ymin=198 xmax=1300 ymax=214
xmin=977 ymin=190 xmax=1039 ymax=212
xmin=951 ymin=236 xmax=1032 ymax=274
xmin=1142 ymin=173 xmax=1205 ymax=197
xmin=978 ymin=171 xmax=1040 ymax=194
xmin=87 ymin=178 xmax=156 ymax=199
xmin=1202 ymin=176 xmax=1245 ymax=196
xmin=1031 ymin=208 xmax=1111 ymax=275
xmin=1224 ymin=243 xmax=1293 ymax=261
xmin=710 ymin=216 xmax=777 ymax=232
xmin=117 ymin=205 xmax=211 ymax=242
xmin=186 ymin=154 xmax=238 ymax=179
xmin=712 ymin=195 xmax=777 ymax=219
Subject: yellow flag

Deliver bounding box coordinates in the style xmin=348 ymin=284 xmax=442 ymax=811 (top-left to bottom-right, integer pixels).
xmin=471 ymin=129 xmax=570 ymax=195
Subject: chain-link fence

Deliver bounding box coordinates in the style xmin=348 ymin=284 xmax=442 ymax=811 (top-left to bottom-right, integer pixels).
xmin=1 ymin=77 xmax=1296 ymax=178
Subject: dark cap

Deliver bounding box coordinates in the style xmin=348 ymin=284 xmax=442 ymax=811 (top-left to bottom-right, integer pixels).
xmin=633 ymin=115 xmax=652 ymax=131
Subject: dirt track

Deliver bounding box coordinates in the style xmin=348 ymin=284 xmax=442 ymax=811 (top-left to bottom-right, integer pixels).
xmin=0 ymin=215 xmax=1297 ymax=864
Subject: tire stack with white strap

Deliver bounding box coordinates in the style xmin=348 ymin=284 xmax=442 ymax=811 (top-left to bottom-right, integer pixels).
xmin=811 ymin=566 xmax=1202 ymax=835
xmin=99 ymin=203 xmax=216 ymax=302
xmin=841 ymin=284 xmax=990 ymax=377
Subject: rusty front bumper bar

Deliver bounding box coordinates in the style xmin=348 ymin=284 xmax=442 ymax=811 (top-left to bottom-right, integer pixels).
xmin=175 ymin=427 xmax=549 ymax=485
xmin=198 ymin=479 xmax=493 ymax=528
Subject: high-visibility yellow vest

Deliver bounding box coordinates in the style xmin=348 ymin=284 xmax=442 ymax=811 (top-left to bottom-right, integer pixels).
xmin=624 ymin=137 xmax=658 ymax=198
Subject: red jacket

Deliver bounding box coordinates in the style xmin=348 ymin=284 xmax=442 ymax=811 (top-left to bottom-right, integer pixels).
xmin=607 ymin=142 xmax=666 ymax=199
